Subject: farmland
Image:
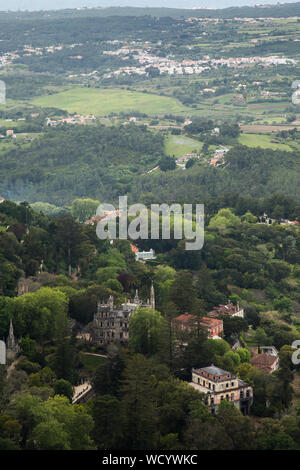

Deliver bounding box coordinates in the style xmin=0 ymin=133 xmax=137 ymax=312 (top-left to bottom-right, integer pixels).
xmin=31 ymin=88 xmax=190 ymax=116
xmin=238 ymin=133 xmax=294 ymax=151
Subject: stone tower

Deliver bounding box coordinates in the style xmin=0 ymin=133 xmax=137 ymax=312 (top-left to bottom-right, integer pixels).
xmin=6 ymin=319 xmax=19 ymax=355
xmin=150 ymin=282 xmax=155 ymax=310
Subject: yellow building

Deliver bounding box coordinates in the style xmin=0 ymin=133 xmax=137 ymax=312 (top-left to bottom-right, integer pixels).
xmin=189 ymin=365 xmax=253 ymax=415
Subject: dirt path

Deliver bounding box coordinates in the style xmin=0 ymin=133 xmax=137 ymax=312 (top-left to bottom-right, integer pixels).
xmin=82 ymin=352 xmax=107 ymax=358
xmin=6 ymin=357 xmax=21 ymax=379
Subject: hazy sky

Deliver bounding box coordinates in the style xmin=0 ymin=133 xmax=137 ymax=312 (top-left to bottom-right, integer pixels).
xmin=0 ymin=1 xmax=297 ymax=12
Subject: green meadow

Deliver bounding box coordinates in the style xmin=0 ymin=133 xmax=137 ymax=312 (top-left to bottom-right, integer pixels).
xmin=165 ymin=134 xmax=203 ymax=157
xmin=238 ymin=133 xmax=293 ymax=151
xmin=31 ymin=88 xmax=190 ymax=116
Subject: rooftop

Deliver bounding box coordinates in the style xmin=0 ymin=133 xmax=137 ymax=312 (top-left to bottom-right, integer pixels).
xmin=173 ymin=314 xmax=222 ymax=327
xmin=250 ymin=353 xmax=278 ymax=374
xmin=199 ymin=365 xmax=233 ymax=377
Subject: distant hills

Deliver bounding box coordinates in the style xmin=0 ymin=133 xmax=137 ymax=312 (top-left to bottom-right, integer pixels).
xmin=1 ymin=1 xmax=300 ymax=19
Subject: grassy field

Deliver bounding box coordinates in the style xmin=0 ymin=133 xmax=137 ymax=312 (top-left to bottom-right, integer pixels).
xmin=165 ymin=134 xmax=203 ymax=157
xmin=79 ymin=353 xmax=107 ymax=373
xmin=0 ymin=119 xmax=20 ymax=128
xmin=252 ymin=116 xmax=287 ymax=125
xmin=31 ymin=88 xmax=190 ymax=116
xmin=238 ymin=133 xmax=293 ymax=151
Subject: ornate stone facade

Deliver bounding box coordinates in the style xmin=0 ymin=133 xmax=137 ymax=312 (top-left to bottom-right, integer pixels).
xmin=89 ymin=284 xmax=155 ymax=346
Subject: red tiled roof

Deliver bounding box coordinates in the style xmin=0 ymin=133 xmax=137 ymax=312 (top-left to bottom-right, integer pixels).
xmin=130 ymin=243 xmax=139 ymax=253
xmin=250 ymin=354 xmax=278 ymax=373
xmin=201 ymin=316 xmax=223 ymax=327
xmin=173 ymin=314 xmax=195 ymax=324
xmin=173 ymin=314 xmax=222 ymax=328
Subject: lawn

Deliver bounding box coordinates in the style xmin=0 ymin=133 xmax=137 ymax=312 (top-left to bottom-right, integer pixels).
xmin=31 ymin=88 xmax=190 ymax=116
xmin=238 ymin=133 xmax=293 ymax=151
xmin=79 ymin=352 xmax=107 ymax=373
xmin=165 ymin=134 xmax=203 ymax=157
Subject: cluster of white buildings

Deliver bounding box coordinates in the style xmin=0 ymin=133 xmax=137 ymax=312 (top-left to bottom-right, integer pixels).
xmin=102 ymin=45 xmax=297 ymax=79
xmin=22 ymin=42 xmax=83 ymax=57
xmin=46 ymin=114 xmax=96 ymax=127
xmin=103 ymin=47 xmax=209 ymax=77
xmin=0 ymin=52 xmax=19 ymax=68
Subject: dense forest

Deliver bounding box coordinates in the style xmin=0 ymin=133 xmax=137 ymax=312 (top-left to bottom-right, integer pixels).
xmin=1 ymin=122 xmax=299 ymax=206
xmin=131 ymin=145 xmax=300 ymax=206
xmin=1 ymin=2 xmax=300 ymax=453
xmin=1 ymin=197 xmax=300 ymax=450
xmin=0 ymin=123 xmax=164 ymax=204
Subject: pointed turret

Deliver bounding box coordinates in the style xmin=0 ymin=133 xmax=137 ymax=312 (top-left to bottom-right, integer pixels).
xmin=108 ymin=295 xmax=114 ymax=309
xmin=6 ymin=319 xmax=19 ymax=354
xmin=150 ymin=282 xmax=155 ymax=310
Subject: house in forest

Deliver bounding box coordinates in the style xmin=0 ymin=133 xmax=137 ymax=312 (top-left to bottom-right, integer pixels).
xmin=207 ymin=301 xmax=244 ymax=319
xmin=85 ymin=285 xmax=156 ymax=346
xmin=250 ymin=346 xmax=279 ymax=374
xmin=172 ymin=313 xmax=223 ymax=339
xmin=189 ymin=365 xmax=253 ymax=415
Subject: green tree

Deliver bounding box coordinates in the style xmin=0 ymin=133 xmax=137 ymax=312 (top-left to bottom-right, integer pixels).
xmin=53 ymin=310 xmax=76 ymax=383
xmin=70 ymin=198 xmax=100 ymax=223
xmin=129 ymin=307 xmax=164 ymax=357
xmin=169 ymin=271 xmax=197 ymax=314
xmin=92 ymin=395 xmax=125 ymax=450
xmin=13 ymin=287 xmax=68 ymax=341
xmin=54 ymin=379 xmax=74 ymax=402
xmin=120 ymin=355 xmax=159 ymax=450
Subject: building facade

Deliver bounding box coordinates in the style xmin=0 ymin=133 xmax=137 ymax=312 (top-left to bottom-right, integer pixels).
xmin=189 ymin=365 xmax=253 ymax=415
xmin=172 ymin=313 xmax=223 ymax=339
xmin=89 ymin=285 xmax=155 ymax=346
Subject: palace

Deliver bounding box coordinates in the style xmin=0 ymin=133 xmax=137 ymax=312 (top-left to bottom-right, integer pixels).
xmin=88 ymin=284 xmax=155 ymax=346
xmin=189 ymin=365 xmax=253 ymax=415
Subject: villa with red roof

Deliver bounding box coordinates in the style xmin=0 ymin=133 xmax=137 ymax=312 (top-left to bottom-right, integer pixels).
xmin=172 ymin=313 xmax=223 ymax=339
